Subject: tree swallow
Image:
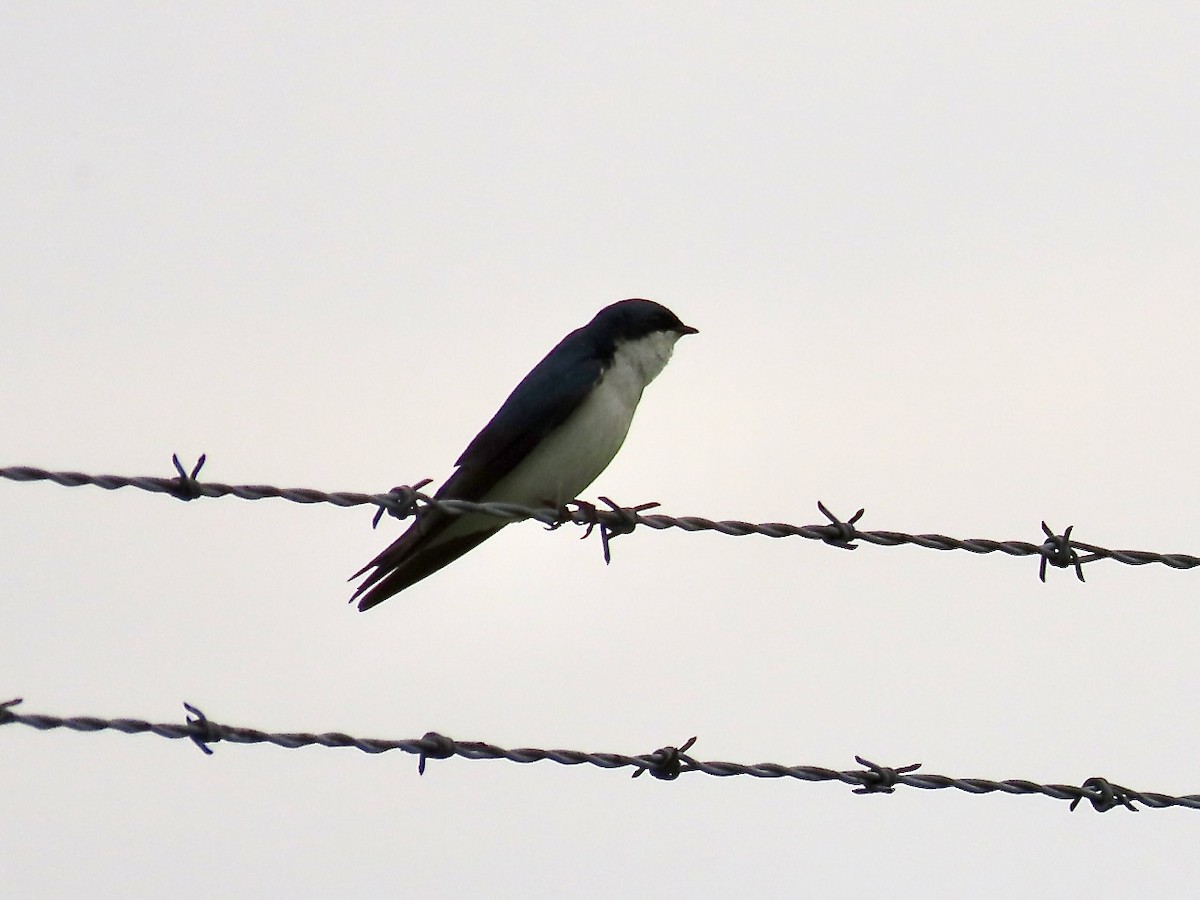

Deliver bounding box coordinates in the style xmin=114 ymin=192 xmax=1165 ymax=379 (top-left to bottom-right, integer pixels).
xmin=350 ymin=298 xmax=698 ymax=611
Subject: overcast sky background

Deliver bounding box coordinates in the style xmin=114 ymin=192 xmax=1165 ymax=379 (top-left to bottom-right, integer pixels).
xmin=3 ymin=3 xmax=1199 ymax=896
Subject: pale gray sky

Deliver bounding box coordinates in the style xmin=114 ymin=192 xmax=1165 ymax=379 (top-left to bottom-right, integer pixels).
xmin=3 ymin=3 xmax=1199 ymax=897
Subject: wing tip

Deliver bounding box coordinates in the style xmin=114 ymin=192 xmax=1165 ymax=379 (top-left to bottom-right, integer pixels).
xmin=349 ymin=527 xmax=504 ymax=612
xmin=352 ymin=569 xmax=415 ymax=612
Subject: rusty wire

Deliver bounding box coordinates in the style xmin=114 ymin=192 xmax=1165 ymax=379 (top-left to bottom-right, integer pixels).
xmin=0 ymin=699 xmax=1192 ymax=812
xmin=2 ymin=457 xmax=1197 ymax=579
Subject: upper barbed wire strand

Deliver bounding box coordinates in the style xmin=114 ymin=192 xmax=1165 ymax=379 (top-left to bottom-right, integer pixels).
xmin=2 ymin=459 xmax=1198 ymax=575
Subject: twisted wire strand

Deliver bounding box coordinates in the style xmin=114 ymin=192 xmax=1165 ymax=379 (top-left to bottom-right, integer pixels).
xmin=1 ymin=699 xmax=1192 ymax=812
xmin=2 ymin=459 xmax=1198 ymax=576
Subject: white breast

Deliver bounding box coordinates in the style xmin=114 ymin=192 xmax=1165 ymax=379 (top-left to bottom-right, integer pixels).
xmin=485 ymin=330 xmax=683 ymax=508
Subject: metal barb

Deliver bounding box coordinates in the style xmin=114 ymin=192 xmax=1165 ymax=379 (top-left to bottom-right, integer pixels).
xmin=370 ymin=480 xmax=433 ymax=528
xmin=565 ymin=499 xmax=598 ymax=534
xmin=1039 ymin=521 xmax=1087 ymax=583
xmin=593 ymin=496 xmax=661 ymax=565
xmin=816 ymin=501 xmax=864 ymax=550
xmin=851 ymin=756 xmax=922 ymax=794
xmin=1070 ymin=776 xmax=1140 ymax=813
xmin=183 ymin=702 xmax=219 ymax=755
xmin=0 ymin=697 xmax=23 ymax=724
xmin=632 ymin=736 xmax=698 ymax=780
xmin=417 ymin=731 xmax=457 ymax=775
xmin=169 ymin=454 xmax=206 ymax=501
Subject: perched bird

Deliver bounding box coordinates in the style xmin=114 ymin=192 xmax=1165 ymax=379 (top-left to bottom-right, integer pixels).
xmin=350 ymin=298 xmax=697 ymax=610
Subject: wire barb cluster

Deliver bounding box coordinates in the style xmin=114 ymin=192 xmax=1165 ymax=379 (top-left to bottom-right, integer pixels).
xmin=3 ymin=457 xmax=1199 ymax=579
xmin=2 ymin=699 xmax=1194 ymax=812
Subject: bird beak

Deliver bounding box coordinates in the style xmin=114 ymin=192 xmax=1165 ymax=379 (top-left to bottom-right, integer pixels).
xmin=679 ymin=324 xmax=699 ymax=336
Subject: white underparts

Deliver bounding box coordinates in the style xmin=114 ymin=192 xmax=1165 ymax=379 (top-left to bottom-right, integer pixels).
xmin=483 ymin=329 xmax=683 ymax=509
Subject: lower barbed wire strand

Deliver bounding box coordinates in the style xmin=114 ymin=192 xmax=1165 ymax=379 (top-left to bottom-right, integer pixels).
xmin=2 ymin=700 xmax=1197 ymax=812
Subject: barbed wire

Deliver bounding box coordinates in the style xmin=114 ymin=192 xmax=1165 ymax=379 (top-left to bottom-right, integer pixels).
xmin=3 ymin=456 xmax=1197 ymax=580
xmin=1 ymin=699 xmax=1192 ymax=813
xmin=8 ymin=461 xmax=1195 ymax=814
